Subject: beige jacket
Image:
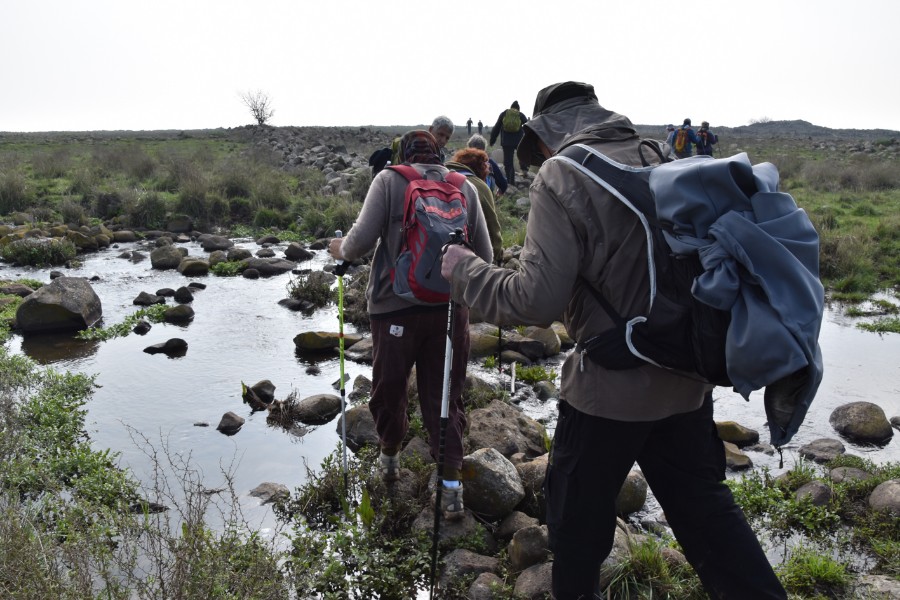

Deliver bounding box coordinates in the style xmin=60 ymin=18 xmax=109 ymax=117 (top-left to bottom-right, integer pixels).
xmin=449 ymin=109 xmax=708 ymax=421
xmin=340 ymin=163 xmax=493 ymax=316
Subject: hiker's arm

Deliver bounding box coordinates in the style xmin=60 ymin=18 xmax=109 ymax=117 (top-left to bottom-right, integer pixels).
xmin=338 ymin=171 xmax=390 ymax=262
xmin=445 ymin=167 xmax=577 ymax=327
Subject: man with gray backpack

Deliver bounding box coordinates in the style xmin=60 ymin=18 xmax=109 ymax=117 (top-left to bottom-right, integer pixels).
xmin=441 ymin=81 xmax=821 ymax=599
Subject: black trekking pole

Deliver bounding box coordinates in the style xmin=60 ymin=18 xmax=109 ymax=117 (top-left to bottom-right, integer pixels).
xmin=429 ymin=228 xmax=465 ymax=600
xmin=334 ymin=230 xmax=350 ymax=493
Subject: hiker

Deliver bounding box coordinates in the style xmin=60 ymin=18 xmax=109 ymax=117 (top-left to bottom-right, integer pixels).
xmin=665 ymin=123 xmax=676 ymax=147
xmin=696 ymin=120 xmax=719 ymax=156
xmin=467 ymin=133 xmax=508 ymax=197
xmin=673 ymin=117 xmax=701 ymax=159
xmin=477 ymin=119 xmax=483 ymax=135
xmin=441 ymin=82 xmax=788 ymax=600
xmin=429 ymin=115 xmax=455 ymax=163
xmin=446 ymin=147 xmax=503 ymax=264
xmin=328 ymin=130 xmax=493 ymax=520
xmin=466 ymin=117 xmax=473 ymax=136
xmin=489 ymin=100 xmax=528 ymax=186
xmin=390 ymin=115 xmax=455 ymax=166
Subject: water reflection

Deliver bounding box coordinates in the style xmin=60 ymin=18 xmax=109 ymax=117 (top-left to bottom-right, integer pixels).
xmin=20 ymin=331 xmax=101 ymax=364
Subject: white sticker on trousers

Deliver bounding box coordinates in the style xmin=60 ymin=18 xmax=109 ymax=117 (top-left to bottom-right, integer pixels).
xmin=389 ymin=325 xmax=404 ymax=337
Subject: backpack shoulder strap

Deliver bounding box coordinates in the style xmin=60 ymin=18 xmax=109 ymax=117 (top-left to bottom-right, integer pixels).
xmin=386 ymin=164 xmax=419 ymax=182
xmin=444 ymin=171 xmax=468 ymax=189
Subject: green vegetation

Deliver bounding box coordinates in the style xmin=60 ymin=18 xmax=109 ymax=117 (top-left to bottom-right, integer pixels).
xmin=516 ymin=363 xmax=558 ymax=385
xmin=1 ymin=236 xmax=76 ymax=266
xmin=76 ymin=304 xmax=169 ymax=341
xmin=0 ymin=347 xmax=289 ymax=599
xmin=603 ymin=535 xmax=706 ymax=599
xmin=286 ymin=270 xmax=334 ymax=308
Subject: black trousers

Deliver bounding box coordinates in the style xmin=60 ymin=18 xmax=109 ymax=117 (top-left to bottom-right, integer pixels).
xmin=544 ymin=397 xmax=787 ymax=600
xmin=501 ymin=144 xmax=517 ymax=185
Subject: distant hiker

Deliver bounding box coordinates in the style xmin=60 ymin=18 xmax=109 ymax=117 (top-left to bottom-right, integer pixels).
xmin=673 ymin=118 xmax=701 ymax=159
xmin=441 ymin=81 xmax=790 ymax=600
xmin=329 ymin=130 xmax=492 ymax=520
xmin=468 ymin=133 xmax=508 ymax=197
xmin=696 ymin=121 xmax=719 ymax=156
xmin=665 ymin=123 xmax=676 ymax=147
xmin=368 ymin=146 xmax=392 ymax=176
xmin=429 ymin=115 xmax=455 ymax=163
xmin=447 ymin=147 xmax=503 ymax=264
xmin=466 ymin=117 xmax=473 ymax=136
xmin=477 ymin=119 xmax=483 ymax=135
xmin=390 ymin=115 xmax=455 ymax=166
xmin=489 ymin=100 xmax=528 ymax=186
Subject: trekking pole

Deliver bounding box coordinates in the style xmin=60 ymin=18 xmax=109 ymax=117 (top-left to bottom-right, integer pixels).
xmin=334 ymin=230 xmax=349 ymax=492
xmin=429 ymin=228 xmax=465 ymax=600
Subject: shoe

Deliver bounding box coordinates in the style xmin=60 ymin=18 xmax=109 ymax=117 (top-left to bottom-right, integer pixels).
xmin=440 ymin=483 xmax=464 ymax=520
xmin=380 ymin=452 xmax=400 ymax=482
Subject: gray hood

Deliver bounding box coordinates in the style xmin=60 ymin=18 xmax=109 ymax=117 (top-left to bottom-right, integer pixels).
xmin=518 ymin=95 xmax=637 ymax=167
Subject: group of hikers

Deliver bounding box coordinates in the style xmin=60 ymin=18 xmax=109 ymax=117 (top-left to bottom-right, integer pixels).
xmin=340 ymin=82 xmax=792 ymax=599
xmin=666 ymin=118 xmax=719 ymax=158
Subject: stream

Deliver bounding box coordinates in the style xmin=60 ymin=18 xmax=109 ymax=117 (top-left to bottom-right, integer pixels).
xmin=2 ymin=238 xmax=899 ymax=539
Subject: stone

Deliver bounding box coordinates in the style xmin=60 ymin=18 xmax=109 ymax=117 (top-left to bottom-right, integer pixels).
xmin=15 ymin=276 xmax=102 ymax=334
xmin=829 ymin=401 xmax=893 ymax=444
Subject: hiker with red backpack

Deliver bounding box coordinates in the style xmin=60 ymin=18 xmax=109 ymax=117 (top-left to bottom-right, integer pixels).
xmin=696 ymin=120 xmax=719 ymax=156
xmin=328 ymin=130 xmax=492 ymax=520
xmin=440 ymin=82 xmax=791 ymax=600
xmin=489 ymin=100 xmax=528 ymax=186
xmin=673 ymin=117 xmax=702 ymax=158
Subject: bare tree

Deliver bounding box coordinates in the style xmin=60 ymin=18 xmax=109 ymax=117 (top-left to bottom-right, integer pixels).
xmin=240 ymin=90 xmax=275 ymax=126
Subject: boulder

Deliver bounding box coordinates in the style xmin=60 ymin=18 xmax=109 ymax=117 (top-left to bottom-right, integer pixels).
xmin=199 ymin=234 xmax=233 ymax=252
xmin=133 ymin=291 xmax=165 ymax=306
xmin=150 ymin=244 xmax=187 ymax=270
xmin=240 ymin=257 xmax=296 ymax=277
xmin=163 ymin=304 xmax=194 ymax=323
xmin=868 ymin=479 xmax=900 ymax=515
xmin=177 ymin=257 xmax=210 ymax=276
xmin=724 ymin=441 xmax=753 ymax=470
xmin=522 ymin=325 xmax=561 ymax=357
xmin=249 ymin=482 xmax=289 ymax=504
xmin=339 ymin=403 xmax=379 ymax=452
xmin=514 ymin=454 xmax=548 ymax=519
xmin=466 ymin=400 xmax=546 ymax=459
xmin=829 ymin=401 xmax=893 ymax=444
xmin=284 ymin=242 xmax=314 ymax=262
xmin=513 ymin=562 xmax=553 ymax=600
xmin=285 ymin=393 xmax=342 ymax=425
xmin=716 ymin=421 xmax=760 ymax=447
xmin=293 ymin=330 xmax=364 ymax=352
xmin=795 ymin=481 xmax=832 ymax=506
xmin=462 ymin=447 xmax=526 ymax=520
xmin=438 ymin=548 xmax=499 ymax=591
xmin=143 ymin=338 xmax=188 ymax=356
xmin=799 ymin=438 xmax=845 ymax=463
xmin=216 ymin=411 xmax=244 ymax=435
xmin=615 ymin=470 xmax=648 ymax=515
xmin=508 ymin=525 xmax=549 ymax=573
xmin=15 ymin=277 xmax=102 ymax=334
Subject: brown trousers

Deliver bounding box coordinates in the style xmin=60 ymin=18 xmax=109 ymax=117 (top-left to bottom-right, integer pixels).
xmin=370 ymin=307 xmax=470 ymax=473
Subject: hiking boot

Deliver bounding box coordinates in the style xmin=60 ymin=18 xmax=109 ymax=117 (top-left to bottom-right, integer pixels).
xmin=380 ymin=452 xmax=400 ymax=482
xmin=440 ymin=483 xmax=464 ymax=520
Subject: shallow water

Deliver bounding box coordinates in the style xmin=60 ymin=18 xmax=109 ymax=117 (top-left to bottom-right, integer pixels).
xmin=2 ymin=240 xmax=899 ymax=536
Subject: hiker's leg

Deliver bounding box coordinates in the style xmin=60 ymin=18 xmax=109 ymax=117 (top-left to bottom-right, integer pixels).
xmin=545 ymin=401 xmax=650 ymax=599
xmin=414 ymin=308 xmax=470 ymax=476
xmin=369 ymin=315 xmax=417 ymax=454
xmin=637 ymin=395 xmax=787 ymax=600
xmin=503 ymin=145 xmax=516 ymax=185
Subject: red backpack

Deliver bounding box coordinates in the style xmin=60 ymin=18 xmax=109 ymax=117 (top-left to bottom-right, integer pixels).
xmin=388 ymin=165 xmax=470 ymax=304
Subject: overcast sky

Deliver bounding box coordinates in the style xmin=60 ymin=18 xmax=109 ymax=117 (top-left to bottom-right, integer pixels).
xmin=2 ymin=0 xmax=898 ymax=133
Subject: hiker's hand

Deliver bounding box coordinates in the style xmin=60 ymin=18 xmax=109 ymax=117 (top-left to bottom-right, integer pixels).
xmin=441 ymin=244 xmax=475 ymax=281
xmin=328 ymin=237 xmax=344 ymax=261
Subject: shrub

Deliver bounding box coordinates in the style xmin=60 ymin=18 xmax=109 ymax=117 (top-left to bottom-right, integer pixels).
xmin=777 ymin=547 xmax=850 ymax=598
xmin=93 ymin=191 xmax=126 ymax=220
xmin=30 ymin=148 xmax=71 ymax=179
xmin=1 ymin=237 xmax=77 ymax=266
xmin=251 ymin=171 xmax=291 ymax=211
xmin=229 ymin=197 xmax=253 ymax=223
xmin=285 ymin=271 xmax=333 ymax=308
xmin=0 ymin=169 xmax=29 ymax=214
xmin=125 ymin=191 xmax=168 ymax=229
xmin=216 ymin=159 xmax=254 ymax=199
xmin=68 ymin=166 xmax=98 ymax=195
xmin=253 ymin=207 xmax=288 ymax=229
xmin=59 ymin=198 xmax=87 ymax=226
xmin=211 ymin=261 xmax=245 ymax=277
